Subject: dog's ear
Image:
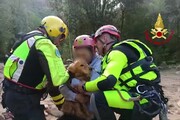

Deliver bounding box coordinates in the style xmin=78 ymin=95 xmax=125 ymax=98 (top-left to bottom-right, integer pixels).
xmin=67 ymin=63 xmax=76 ymax=74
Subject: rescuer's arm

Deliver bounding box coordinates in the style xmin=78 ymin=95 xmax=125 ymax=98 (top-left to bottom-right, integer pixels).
xmin=85 ymin=50 xmax=128 ymax=92
xmin=35 ymin=39 xmax=69 ymax=109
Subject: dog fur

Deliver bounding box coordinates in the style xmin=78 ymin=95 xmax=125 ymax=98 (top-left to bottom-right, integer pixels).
xmin=59 ymin=58 xmax=94 ymax=120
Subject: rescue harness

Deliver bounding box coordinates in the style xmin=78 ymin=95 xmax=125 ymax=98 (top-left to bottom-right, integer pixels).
xmin=107 ymin=39 xmax=168 ymax=117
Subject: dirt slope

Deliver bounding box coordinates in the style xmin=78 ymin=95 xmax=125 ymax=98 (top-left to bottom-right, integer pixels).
xmin=0 ymin=63 xmax=180 ymax=120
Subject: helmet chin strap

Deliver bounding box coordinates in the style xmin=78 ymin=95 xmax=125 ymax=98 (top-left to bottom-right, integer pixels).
xmin=102 ymin=41 xmax=116 ymax=55
xmin=102 ymin=44 xmax=106 ymax=55
xmin=38 ymin=26 xmax=51 ymax=41
xmin=39 ymin=25 xmax=60 ymax=43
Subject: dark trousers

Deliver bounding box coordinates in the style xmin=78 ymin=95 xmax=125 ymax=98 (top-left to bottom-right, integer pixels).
xmin=3 ymin=83 xmax=46 ymax=120
xmin=92 ymin=91 xmax=153 ymax=120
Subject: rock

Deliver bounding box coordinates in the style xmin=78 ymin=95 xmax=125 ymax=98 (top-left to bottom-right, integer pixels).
xmin=178 ymin=88 xmax=180 ymax=92
xmin=168 ymin=110 xmax=171 ymax=113
xmin=177 ymin=111 xmax=180 ymax=115
xmin=176 ymin=65 xmax=180 ymax=71
xmin=168 ymin=104 xmax=174 ymax=108
xmin=0 ymin=64 xmax=3 ymax=82
xmin=160 ymin=61 xmax=168 ymax=67
xmin=168 ymin=110 xmax=174 ymax=114
xmin=0 ymin=64 xmax=3 ymax=70
xmin=174 ymin=110 xmax=179 ymax=114
xmin=166 ymin=61 xmax=176 ymax=65
xmin=176 ymin=71 xmax=180 ymax=75
xmin=177 ymin=100 xmax=180 ymax=108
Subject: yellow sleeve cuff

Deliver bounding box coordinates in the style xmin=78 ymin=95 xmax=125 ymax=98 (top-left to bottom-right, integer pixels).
xmin=85 ymin=75 xmax=107 ymax=92
xmin=52 ymin=94 xmax=64 ymax=101
xmin=54 ymin=98 xmax=65 ymax=105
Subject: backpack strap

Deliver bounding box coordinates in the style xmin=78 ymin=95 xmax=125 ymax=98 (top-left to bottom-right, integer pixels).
xmin=11 ymin=31 xmax=44 ymax=52
xmin=110 ymin=40 xmax=160 ymax=88
xmin=130 ymin=40 xmax=152 ymax=56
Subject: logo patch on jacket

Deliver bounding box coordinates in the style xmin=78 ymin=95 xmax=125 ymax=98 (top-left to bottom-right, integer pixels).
xmin=55 ymin=49 xmax=61 ymax=57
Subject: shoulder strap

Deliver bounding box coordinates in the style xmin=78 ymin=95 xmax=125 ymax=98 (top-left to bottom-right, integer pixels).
xmin=130 ymin=40 xmax=152 ymax=56
xmin=11 ymin=31 xmax=44 ymax=54
xmin=111 ymin=43 xmax=140 ymax=64
xmin=110 ymin=40 xmax=153 ymax=63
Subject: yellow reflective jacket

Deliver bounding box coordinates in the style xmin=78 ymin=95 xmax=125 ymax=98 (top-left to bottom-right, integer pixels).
xmin=3 ymin=30 xmax=69 ymax=106
xmin=85 ymin=39 xmax=159 ymax=92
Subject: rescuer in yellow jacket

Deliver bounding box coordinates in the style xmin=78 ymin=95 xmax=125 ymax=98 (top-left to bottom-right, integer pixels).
xmin=2 ymin=16 xmax=69 ymax=120
xmin=76 ymin=25 xmax=168 ymax=120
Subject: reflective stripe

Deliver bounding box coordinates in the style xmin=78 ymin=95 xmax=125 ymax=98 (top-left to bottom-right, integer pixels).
xmin=8 ymin=54 xmax=25 ymax=82
xmin=27 ymin=30 xmax=43 ymax=35
xmin=11 ymin=58 xmax=25 ymax=82
xmin=52 ymin=94 xmax=64 ymax=101
xmin=27 ymin=37 xmax=36 ymax=48
xmin=10 ymin=37 xmax=36 ymax=82
xmin=9 ymin=55 xmax=19 ymax=61
xmin=3 ymin=31 xmax=46 ymax=85
xmin=54 ymin=98 xmax=65 ymax=105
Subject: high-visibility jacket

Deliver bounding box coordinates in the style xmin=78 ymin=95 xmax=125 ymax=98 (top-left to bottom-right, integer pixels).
xmin=3 ymin=30 xmax=69 ymax=106
xmin=85 ymin=39 xmax=160 ymax=92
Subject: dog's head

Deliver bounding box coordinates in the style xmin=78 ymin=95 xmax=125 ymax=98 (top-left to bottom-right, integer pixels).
xmin=67 ymin=58 xmax=91 ymax=81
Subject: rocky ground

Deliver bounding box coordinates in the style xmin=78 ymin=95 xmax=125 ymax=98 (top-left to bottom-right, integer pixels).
xmin=0 ymin=63 xmax=180 ymax=120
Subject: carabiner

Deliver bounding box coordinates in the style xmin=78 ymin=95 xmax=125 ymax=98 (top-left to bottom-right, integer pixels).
xmin=136 ymin=84 xmax=148 ymax=94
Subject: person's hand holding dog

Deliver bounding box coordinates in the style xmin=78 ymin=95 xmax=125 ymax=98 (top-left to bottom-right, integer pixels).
xmin=74 ymin=81 xmax=86 ymax=94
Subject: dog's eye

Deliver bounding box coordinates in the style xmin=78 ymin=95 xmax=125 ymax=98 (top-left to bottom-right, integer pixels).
xmin=80 ymin=64 xmax=84 ymax=67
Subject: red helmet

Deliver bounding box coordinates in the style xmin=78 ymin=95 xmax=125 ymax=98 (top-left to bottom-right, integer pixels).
xmin=94 ymin=25 xmax=120 ymax=41
xmin=73 ymin=35 xmax=96 ymax=53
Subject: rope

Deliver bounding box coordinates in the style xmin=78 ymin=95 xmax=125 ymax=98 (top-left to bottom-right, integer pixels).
xmin=115 ymin=88 xmax=141 ymax=102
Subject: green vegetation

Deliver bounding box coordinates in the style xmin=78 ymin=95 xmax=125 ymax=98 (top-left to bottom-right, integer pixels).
xmin=0 ymin=0 xmax=179 ymax=64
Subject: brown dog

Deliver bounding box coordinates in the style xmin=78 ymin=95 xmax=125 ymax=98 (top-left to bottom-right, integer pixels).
xmin=59 ymin=58 xmax=94 ymax=120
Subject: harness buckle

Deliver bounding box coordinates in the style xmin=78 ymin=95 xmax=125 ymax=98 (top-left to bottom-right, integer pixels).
xmin=146 ymin=56 xmax=153 ymax=63
xmin=136 ymin=84 xmax=148 ymax=94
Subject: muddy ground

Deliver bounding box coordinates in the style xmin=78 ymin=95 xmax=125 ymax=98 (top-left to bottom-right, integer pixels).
xmin=0 ymin=63 xmax=180 ymax=120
